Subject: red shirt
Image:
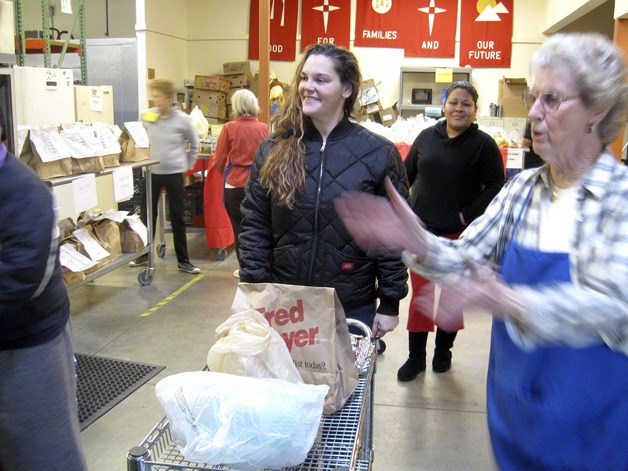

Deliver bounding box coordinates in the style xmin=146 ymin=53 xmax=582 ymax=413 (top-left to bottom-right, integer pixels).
xmin=213 ymin=116 xmax=269 ymax=188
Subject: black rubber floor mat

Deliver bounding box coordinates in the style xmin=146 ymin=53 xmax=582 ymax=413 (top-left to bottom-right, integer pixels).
xmin=75 ymin=353 xmax=164 ymax=430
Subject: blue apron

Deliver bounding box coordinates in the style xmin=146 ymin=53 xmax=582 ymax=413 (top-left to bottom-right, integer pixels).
xmin=488 ymin=196 xmax=628 ymax=470
xmin=222 ymin=162 xmax=252 ymax=205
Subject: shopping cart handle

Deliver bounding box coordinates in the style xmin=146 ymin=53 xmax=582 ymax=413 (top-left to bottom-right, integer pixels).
xmin=346 ymin=318 xmax=372 ymax=339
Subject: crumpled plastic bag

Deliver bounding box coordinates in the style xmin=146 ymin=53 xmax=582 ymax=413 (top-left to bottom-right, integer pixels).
xmin=190 ymin=105 xmax=208 ymax=138
xmin=155 ymin=371 xmax=328 ymax=470
xmin=207 ymin=309 xmax=303 ymax=384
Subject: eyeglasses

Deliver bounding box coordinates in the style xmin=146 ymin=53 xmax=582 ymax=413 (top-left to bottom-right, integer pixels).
xmin=521 ymin=91 xmax=579 ymax=113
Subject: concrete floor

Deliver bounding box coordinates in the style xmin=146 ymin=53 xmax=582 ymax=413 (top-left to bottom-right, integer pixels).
xmin=70 ymin=232 xmax=498 ymax=471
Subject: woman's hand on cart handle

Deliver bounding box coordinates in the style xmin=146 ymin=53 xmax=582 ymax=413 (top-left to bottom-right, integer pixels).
xmin=371 ymin=313 xmax=399 ymax=338
xmin=335 ymin=177 xmax=428 ymax=260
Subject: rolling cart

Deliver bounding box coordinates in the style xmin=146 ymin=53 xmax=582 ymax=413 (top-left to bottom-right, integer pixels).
xmin=127 ymin=319 xmax=377 ymax=471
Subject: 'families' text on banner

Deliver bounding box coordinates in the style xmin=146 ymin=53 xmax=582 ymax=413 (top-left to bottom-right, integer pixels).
xmin=354 ymin=0 xmax=405 ymax=49
xmin=248 ymin=0 xmax=298 ymax=61
xmin=404 ymin=0 xmax=458 ymax=58
xmin=459 ymin=0 xmax=513 ymax=68
xmin=301 ymin=0 xmax=351 ymax=51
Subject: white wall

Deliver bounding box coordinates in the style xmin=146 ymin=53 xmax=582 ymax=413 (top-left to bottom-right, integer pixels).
xmin=19 ymin=0 xmax=613 ymax=119
xmin=616 ymin=0 xmax=628 ymax=18
xmin=543 ymin=0 xmax=608 ymax=33
xmin=182 ymin=0 xmax=547 ymax=117
xmin=143 ymin=0 xmax=188 ymax=106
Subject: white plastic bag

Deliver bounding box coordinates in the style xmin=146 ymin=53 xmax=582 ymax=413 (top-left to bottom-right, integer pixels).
xmin=207 ymin=309 xmax=303 ymax=384
xmin=190 ymin=105 xmax=209 ymax=138
xmin=155 ymin=371 xmax=328 ymax=470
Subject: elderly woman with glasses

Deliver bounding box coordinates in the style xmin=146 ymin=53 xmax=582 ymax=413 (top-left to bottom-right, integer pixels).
xmin=335 ymin=32 xmax=628 ymax=470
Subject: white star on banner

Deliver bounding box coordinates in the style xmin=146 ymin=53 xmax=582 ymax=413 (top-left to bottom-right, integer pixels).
xmin=418 ymin=0 xmax=447 ymax=36
xmin=313 ymin=0 xmax=341 ymax=33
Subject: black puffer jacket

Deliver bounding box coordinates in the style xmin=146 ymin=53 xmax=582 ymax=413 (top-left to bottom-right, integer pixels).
xmin=239 ymin=118 xmax=409 ymax=316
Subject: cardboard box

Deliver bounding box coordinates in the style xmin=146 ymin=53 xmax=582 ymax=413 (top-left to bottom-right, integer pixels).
xmin=378 ymin=105 xmax=399 ymax=127
xmin=359 ymin=79 xmax=380 ymax=107
xmin=225 ymin=73 xmax=253 ymax=88
xmin=499 ymin=77 xmax=527 ymax=99
xmin=192 ymin=89 xmax=227 ymax=105
xmin=500 ymin=97 xmax=528 ymax=118
xmin=353 ymin=113 xmax=380 ymax=124
xmin=498 ymin=77 xmax=528 ymax=117
xmin=223 ymin=61 xmax=251 ymax=75
xmin=194 ymin=75 xmax=230 ymax=93
xmin=193 ymin=102 xmax=227 ymax=119
xmin=206 ymin=117 xmax=228 ymax=125
xmin=361 ymin=100 xmax=383 ymax=115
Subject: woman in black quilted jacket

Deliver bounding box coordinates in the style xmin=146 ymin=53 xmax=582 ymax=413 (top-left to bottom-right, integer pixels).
xmin=239 ymin=44 xmax=409 ymax=347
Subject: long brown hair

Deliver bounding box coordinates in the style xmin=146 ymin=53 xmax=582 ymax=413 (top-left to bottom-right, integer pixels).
xmin=259 ymin=44 xmax=362 ymax=207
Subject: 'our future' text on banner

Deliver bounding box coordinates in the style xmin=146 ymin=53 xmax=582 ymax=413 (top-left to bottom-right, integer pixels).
xmin=301 ymin=0 xmax=351 ymax=52
xmin=404 ymin=0 xmax=458 ymax=58
xmin=459 ymin=0 xmax=513 ymax=68
xmin=248 ymin=0 xmax=298 ymax=61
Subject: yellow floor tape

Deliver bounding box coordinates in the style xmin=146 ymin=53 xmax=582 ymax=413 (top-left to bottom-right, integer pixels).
xmin=141 ymin=274 xmax=205 ymax=317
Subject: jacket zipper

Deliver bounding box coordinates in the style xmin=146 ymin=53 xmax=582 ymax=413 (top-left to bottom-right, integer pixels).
xmin=307 ymin=140 xmax=326 ymax=282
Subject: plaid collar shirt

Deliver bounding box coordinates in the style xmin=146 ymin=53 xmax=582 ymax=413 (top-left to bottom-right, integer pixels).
xmin=404 ymin=149 xmax=628 ymax=353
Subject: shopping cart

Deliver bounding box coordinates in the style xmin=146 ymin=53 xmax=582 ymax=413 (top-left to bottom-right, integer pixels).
xmin=127 ymin=319 xmax=377 ymax=471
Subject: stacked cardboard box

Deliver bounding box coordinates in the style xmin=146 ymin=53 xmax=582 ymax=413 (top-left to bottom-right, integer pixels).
xmin=223 ymin=61 xmax=253 ymax=89
xmin=192 ymin=75 xmax=230 ymax=123
xmin=222 ymin=61 xmax=255 ymax=118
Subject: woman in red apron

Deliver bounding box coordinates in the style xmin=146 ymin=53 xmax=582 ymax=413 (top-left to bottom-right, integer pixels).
xmin=335 ymin=32 xmax=628 ymax=469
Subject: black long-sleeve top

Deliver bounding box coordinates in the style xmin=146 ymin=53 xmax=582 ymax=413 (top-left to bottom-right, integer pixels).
xmin=405 ymin=120 xmax=504 ymax=235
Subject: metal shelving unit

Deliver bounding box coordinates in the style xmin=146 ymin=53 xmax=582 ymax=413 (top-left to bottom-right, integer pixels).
xmin=398 ymin=67 xmax=472 ymax=118
xmin=14 ymin=0 xmax=87 ymax=83
xmin=46 ymin=160 xmax=159 ymax=288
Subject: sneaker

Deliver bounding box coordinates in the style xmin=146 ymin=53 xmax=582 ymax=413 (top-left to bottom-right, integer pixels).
xmin=432 ymin=350 xmax=452 ymax=373
xmin=397 ymin=358 xmax=426 ymax=381
xmin=178 ymin=260 xmax=200 ymax=274
xmin=233 ymin=269 xmax=240 ymax=278
xmin=129 ymin=254 xmax=148 ymax=267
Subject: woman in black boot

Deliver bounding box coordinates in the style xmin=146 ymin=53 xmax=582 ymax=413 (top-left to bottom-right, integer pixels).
xmin=397 ymin=81 xmax=504 ymax=381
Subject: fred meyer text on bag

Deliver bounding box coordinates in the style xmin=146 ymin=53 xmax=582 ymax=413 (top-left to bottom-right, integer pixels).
xmin=258 ymin=299 xmax=320 ymax=352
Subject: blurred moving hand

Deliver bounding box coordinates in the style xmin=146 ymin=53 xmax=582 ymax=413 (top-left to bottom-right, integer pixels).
xmin=335 ymin=177 xmax=428 ymax=260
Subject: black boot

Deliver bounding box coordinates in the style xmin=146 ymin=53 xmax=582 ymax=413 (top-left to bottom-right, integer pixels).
xmin=397 ymin=331 xmax=427 ymax=381
xmin=433 ymin=328 xmax=457 ymax=373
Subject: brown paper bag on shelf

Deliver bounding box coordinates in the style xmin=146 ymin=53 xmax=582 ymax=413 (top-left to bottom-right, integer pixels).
xmin=120 ymin=122 xmax=150 ymax=162
xmin=93 ymin=121 xmax=122 ymax=167
xmin=19 ymin=128 xmax=72 ymax=179
xmin=232 ymin=282 xmax=359 ymax=415
xmin=119 ymin=215 xmax=147 ymax=253
xmin=89 ymin=219 xmax=122 ymax=261
xmin=60 ymin=127 xmax=106 ymax=175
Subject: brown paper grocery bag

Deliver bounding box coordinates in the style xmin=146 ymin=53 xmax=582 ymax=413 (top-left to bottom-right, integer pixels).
xmin=19 ymin=128 xmax=72 ymax=179
xmin=232 ymin=282 xmax=359 ymax=415
xmin=120 ymin=122 xmax=150 ymax=162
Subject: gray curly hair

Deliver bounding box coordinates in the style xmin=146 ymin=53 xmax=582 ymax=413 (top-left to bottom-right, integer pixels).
xmin=530 ymin=32 xmax=628 ymax=145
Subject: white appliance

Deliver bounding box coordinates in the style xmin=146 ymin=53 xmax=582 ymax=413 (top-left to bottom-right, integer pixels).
xmin=14 ymin=66 xmax=76 ymax=127
xmin=74 ymin=85 xmax=115 ymax=125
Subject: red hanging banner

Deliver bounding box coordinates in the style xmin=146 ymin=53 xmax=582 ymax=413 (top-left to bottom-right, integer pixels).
xmin=459 ymin=0 xmax=513 ymax=68
xmin=404 ymin=0 xmax=458 ymax=58
xmin=301 ymin=0 xmax=351 ymax=52
xmin=248 ymin=0 xmax=299 ymax=61
xmin=354 ymin=0 xmax=405 ymax=49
